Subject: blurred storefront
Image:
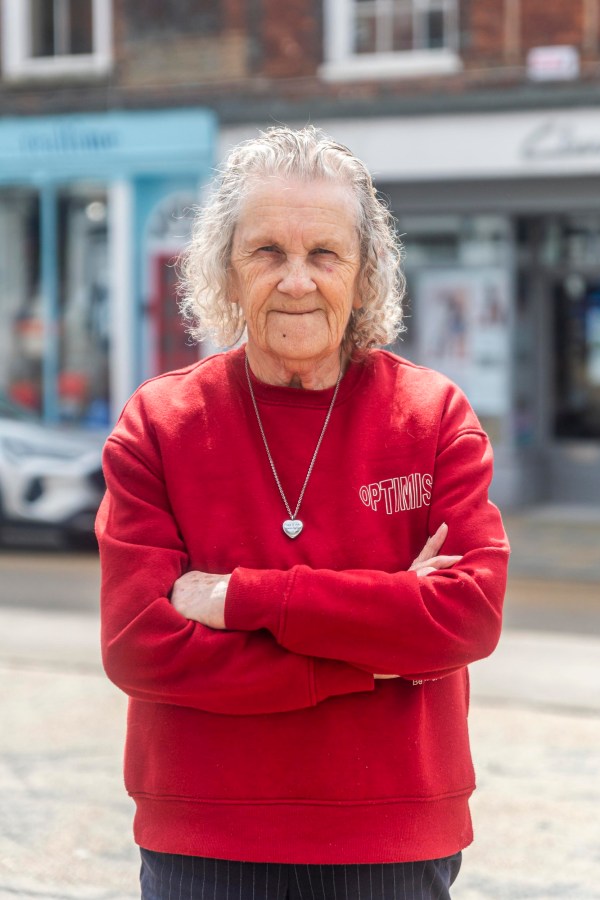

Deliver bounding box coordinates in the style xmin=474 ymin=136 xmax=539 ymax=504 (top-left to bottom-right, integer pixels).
xmin=0 ymin=108 xmax=215 ymax=428
xmin=223 ymin=107 xmax=600 ymax=508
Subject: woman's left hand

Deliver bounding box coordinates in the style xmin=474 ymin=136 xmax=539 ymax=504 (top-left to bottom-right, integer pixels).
xmin=409 ymin=523 xmax=462 ymax=578
xmin=171 ymin=571 xmax=231 ymax=629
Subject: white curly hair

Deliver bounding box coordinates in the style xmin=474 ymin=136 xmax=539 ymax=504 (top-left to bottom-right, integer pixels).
xmin=178 ymin=125 xmax=406 ymax=351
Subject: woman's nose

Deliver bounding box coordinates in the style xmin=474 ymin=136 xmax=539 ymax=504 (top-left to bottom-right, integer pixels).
xmin=277 ymin=258 xmax=317 ymax=298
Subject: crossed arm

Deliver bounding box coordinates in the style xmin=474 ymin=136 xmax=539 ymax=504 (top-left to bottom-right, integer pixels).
xmin=99 ymin=391 xmax=508 ymax=714
xmin=170 ymin=523 xmax=462 ymax=680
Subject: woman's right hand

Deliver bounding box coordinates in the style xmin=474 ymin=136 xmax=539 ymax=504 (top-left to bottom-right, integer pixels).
xmin=373 ymin=523 xmax=462 ymax=680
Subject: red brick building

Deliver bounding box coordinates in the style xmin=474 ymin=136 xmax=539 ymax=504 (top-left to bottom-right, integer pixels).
xmin=1 ymin=0 xmax=600 ymax=506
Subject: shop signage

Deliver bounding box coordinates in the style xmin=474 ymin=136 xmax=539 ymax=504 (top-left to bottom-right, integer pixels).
xmin=20 ymin=124 xmax=119 ymax=155
xmin=521 ymin=120 xmax=600 ymax=162
xmin=0 ymin=108 xmax=216 ymax=183
xmin=247 ymin=105 xmax=600 ymax=182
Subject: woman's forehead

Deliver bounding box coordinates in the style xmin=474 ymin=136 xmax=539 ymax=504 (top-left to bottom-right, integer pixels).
xmin=245 ymin=175 xmax=355 ymax=209
xmin=235 ymin=177 xmax=360 ymax=234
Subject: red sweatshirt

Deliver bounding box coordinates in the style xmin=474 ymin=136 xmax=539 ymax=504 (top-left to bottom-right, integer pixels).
xmin=97 ymin=346 xmax=509 ymax=865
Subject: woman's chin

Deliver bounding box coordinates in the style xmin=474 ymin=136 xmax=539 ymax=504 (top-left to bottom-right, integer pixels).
xmin=262 ymin=322 xmax=338 ymax=367
xmin=265 ymin=340 xmax=334 ymax=369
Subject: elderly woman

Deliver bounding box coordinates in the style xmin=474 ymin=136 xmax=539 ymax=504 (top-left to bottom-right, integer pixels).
xmin=97 ymin=126 xmax=509 ymax=900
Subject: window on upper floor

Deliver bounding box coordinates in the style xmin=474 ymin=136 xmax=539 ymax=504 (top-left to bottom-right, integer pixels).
xmin=1 ymin=0 xmax=112 ymax=80
xmin=320 ymin=0 xmax=461 ymax=81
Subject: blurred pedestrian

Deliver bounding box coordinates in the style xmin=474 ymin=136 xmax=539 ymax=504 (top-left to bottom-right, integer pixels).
xmin=96 ymin=126 xmax=509 ymax=899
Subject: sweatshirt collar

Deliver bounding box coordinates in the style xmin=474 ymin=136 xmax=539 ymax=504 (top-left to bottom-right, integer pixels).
xmin=229 ymin=344 xmax=367 ymax=409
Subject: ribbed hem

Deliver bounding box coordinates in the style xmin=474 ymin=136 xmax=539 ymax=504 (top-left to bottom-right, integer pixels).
xmin=132 ymin=793 xmax=474 ymax=864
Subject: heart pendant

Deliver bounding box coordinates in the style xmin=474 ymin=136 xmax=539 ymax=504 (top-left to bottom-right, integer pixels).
xmin=282 ymin=519 xmax=303 ymax=539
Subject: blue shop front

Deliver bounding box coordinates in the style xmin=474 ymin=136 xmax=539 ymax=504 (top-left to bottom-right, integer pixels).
xmin=0 ymin=107 xmax=215 ymax=427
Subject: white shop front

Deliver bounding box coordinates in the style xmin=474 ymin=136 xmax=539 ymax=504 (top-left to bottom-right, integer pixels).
xmin=222 ymin=107 xmax=600 ymax=507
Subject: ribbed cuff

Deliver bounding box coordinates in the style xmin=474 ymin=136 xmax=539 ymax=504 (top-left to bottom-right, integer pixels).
xmin=224 ymin=567 xmax=291 ymax=637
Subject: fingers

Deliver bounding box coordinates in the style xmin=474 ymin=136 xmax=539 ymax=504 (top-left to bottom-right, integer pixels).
xmin=420 ymin=554 xmax=462 ymax=569
xmin=374 ymin=674 xmax=400 ymax=679
xmin=410 ymin=523 xmax=463 ymax=578
xmin=414 ymin=556 xmax=463 ymax=578
xmin=411 ymin=522 xmax=448 ymax=567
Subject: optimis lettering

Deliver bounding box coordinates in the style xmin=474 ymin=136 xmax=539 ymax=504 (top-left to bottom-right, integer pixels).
xmin=359 ymin=472 xmax=433 ymax=515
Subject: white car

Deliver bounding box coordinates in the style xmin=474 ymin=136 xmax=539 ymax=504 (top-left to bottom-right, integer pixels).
xmin=0 ymin=395 xmax=105 ymax=544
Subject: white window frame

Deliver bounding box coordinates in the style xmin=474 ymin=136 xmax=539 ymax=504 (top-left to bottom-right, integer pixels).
xmin=320 ymin=0 xmax=462 ymax=81
xmin=1 ymin=0 xmax=112 ymax=80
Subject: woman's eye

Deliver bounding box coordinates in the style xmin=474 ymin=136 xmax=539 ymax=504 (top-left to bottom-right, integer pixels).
xmin=258 ymin=245 xmax=278 ymax=253
xmin=313 ymin=248 xmax=333 ymax=256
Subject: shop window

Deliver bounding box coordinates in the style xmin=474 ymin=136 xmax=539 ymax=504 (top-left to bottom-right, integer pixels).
xmin=1 ymin=0 xmax=112 ymax=80
xmin=321 ymin=0 xmax=461 ymax=81
xmin=56 ymin=189 xmax=111 ymax=426
xmin=549 ymin=215 xmax=600 ymax=439
xmin=398 ymin=215 xmax=513 ymax=442
xmin=0 ymin=185 xmax=111 ymax=426
xmin=0 ymin=189 xmax=41 ymax=411
xmin=518 ymin=214 xmax=600 ymax=442
xmin=554 ymin=276 xmax=600 ymax=439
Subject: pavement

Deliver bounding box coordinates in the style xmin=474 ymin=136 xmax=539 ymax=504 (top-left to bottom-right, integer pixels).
xmin=0 ymin=505 xmax=599 ymax=900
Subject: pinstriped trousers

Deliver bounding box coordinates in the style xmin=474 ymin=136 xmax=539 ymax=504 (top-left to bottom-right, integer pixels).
xmin=139 ymin=849 xmax=462 ymax=899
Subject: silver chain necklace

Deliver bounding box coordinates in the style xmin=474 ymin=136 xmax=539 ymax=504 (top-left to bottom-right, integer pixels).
xmin=244 ymin=353 xmax=343 ymax=539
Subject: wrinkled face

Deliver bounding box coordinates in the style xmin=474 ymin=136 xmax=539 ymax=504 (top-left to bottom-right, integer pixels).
xmin=228 ymin=177 xmax=362 ymax=373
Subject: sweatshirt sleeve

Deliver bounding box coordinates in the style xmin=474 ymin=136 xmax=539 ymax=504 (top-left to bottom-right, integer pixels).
xmin=225 ymin=410 xmax=509 ymax=680
xmin=97 ymin=403 xmax=374 ymax=717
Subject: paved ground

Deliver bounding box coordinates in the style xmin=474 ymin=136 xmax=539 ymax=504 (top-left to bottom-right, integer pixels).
xmin=0 ymin=505 xmax=598 ymax=899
